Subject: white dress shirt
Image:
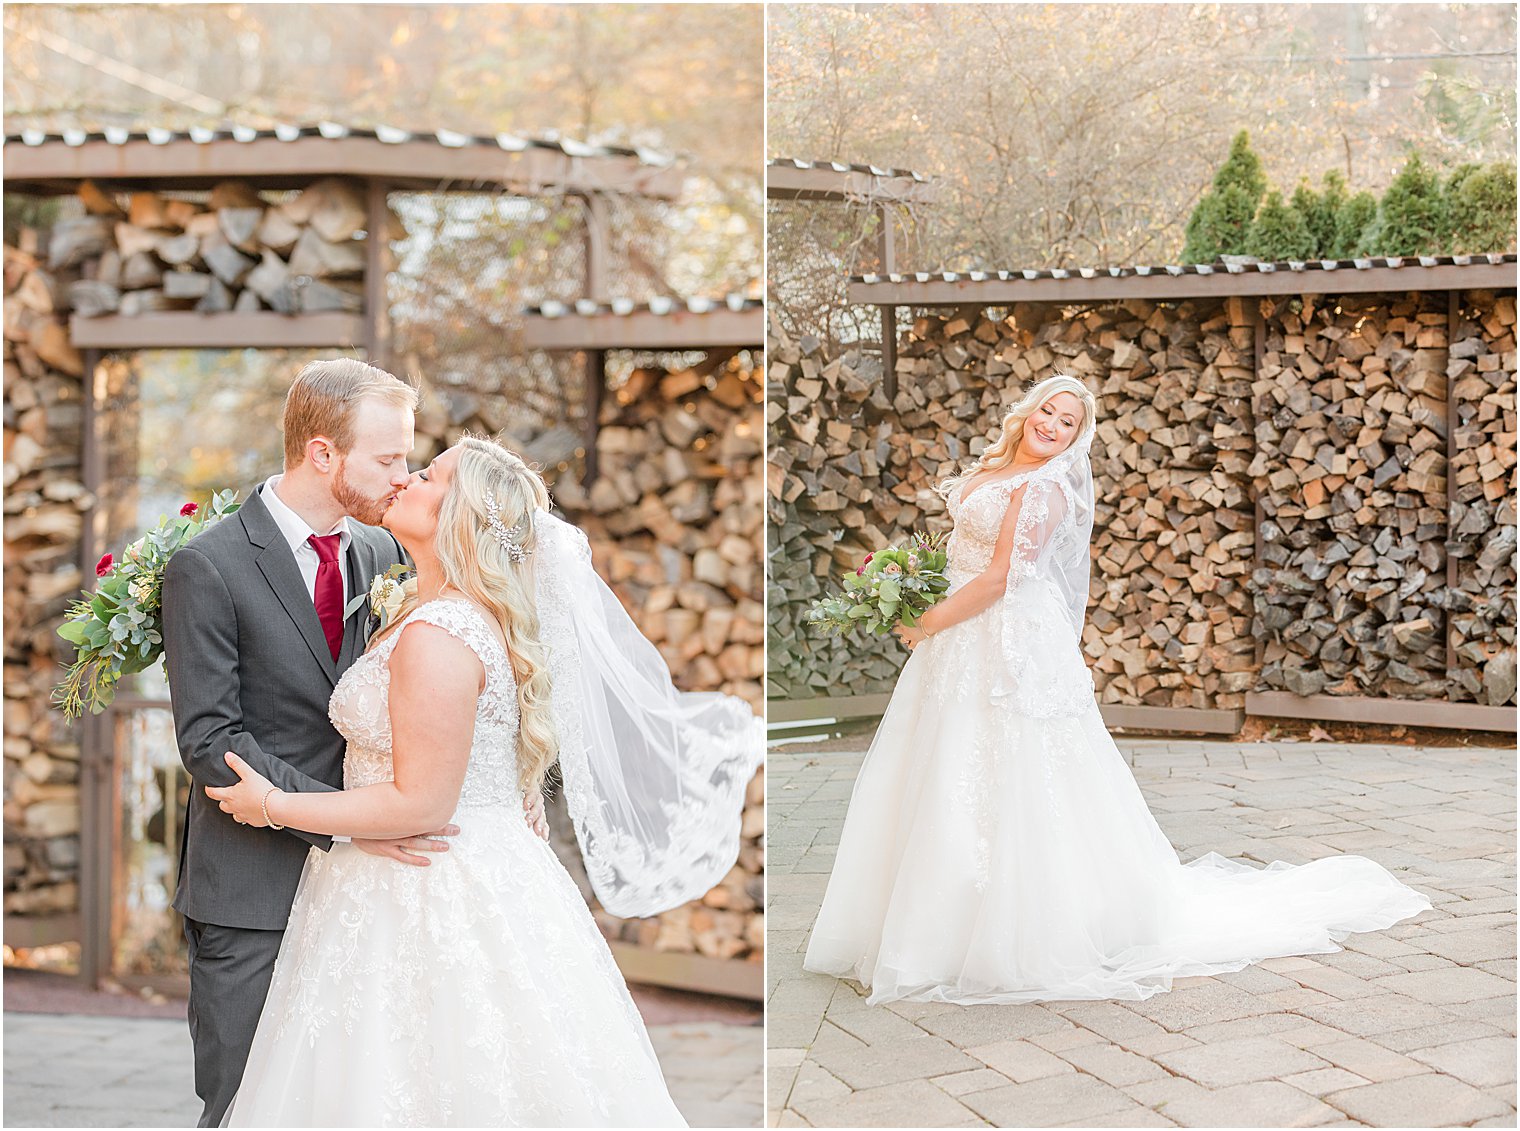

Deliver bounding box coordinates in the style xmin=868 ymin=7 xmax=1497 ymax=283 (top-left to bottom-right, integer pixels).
xmin=261 ymin=475 xmax=352 ymax=605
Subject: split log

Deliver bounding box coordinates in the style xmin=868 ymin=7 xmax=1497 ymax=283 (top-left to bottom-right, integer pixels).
xmin=78 ymin=181 xmax=124 ymax=218
xmin=288 ymin=228 xmax=365 ymax=278
xmin=66 ymin=280 xmax=120 ymax=318
xmin=218 ymin=206 xmax=265 ymax=252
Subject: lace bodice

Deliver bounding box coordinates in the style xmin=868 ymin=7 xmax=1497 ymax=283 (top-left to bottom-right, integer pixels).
xmin=329 ymin=598 xmax=523 ymax=809
xmin=932 ymin=470 xmax=1097 ymax=720
xmin=945 ymin=473 xmax=1035 ymax=579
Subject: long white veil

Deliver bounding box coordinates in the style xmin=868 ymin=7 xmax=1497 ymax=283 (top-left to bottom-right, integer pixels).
xmin=533 ymin=509 xmax=764 ymax=919
xmin=989 ymin=404 xmax=1098 ymax=717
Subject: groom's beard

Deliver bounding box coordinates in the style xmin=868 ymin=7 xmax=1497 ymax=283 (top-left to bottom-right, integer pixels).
xmin=332 ymin=459 xmax=394 ymax=526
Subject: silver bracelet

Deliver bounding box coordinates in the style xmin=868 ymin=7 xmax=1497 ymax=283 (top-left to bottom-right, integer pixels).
xmin=261 ymin=787 xmax=285 ymax=830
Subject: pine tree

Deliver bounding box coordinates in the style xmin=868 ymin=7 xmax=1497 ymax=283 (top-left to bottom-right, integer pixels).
xmin=1365 ymin=153 xmax=1447 ymax=256
xmin=1446 ymin=161 xmax=1517 ymax=254
xmin=1181 ymin=131 xmax=1267 ymax=262
xmin=1332 ymin=191 xmax=1378 ymax=258
xmin=1301 ymin=170 xmax=1348 ymax=259
xmin=1247 ymin=190 xmax=1316 ymax=261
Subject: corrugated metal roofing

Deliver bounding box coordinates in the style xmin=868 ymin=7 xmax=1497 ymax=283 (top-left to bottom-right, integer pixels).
xmin=854 ymin=254 xmax=1517 ymax=285
xmin=3 ymin=120 xmax=675 ymax=168
xmin=768 ymin=157 xmax=932 ymax=183
xmin=526 ymin=295 xmax=760 ymax=318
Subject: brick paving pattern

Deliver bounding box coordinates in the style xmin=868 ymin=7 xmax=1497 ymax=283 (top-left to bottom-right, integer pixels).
xmin=3 ymin=1012 xmax=762 ymax=1127
xmin=768 ymin=740 xmax=1516 ymax=1128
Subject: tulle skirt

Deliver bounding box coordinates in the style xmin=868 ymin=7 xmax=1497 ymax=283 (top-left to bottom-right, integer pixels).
xmin=802 ymin=594 xmax=1432 ymax=1006
xmin=225 ymin=806 xmax=686 ymax=1127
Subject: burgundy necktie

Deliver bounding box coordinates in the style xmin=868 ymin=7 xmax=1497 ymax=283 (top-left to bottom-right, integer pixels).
xmin=308 ymin=533 xmax=344 ymax=662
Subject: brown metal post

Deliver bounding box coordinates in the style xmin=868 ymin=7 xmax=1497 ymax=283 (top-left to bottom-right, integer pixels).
xmin=363 ymin=179 xmax=392 ymax=371
xmin=584 ymin=349 xmax=606 ymax=486
xmin=77 ymin=348 xmax=111 ymax=988
xmin=878 ymin=202 xmax=898 ymax=402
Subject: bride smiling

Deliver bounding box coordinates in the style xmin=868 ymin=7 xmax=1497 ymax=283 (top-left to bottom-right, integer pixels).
xmin=803 ymin=374 xmax=1430 ymax=1006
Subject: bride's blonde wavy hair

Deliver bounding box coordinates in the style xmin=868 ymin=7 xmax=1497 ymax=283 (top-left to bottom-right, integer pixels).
xmin=372 ymin=435 xmax=558 ymax=796
xmin=938 ymin=373 xmax=1097 ymax=498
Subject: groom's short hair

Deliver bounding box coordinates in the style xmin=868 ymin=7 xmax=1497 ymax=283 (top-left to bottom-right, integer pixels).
xmin=282 ymin=358 xmax=418 ymax=467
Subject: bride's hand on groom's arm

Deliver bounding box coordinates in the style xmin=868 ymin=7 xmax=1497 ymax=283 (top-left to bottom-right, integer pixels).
xmin=205 ymin=752 xmax=281 ymax=826
xmin=208 ymin=751 xmax=465 ymax=863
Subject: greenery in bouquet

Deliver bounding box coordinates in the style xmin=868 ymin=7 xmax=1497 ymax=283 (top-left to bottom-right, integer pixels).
xmin=805 ymin=531 xmax=951 ymax=637
xmin=53 ymin=490 xmax=241 ymax=720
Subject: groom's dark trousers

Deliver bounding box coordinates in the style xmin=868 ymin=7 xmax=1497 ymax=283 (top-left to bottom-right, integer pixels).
xmin=162 ymin=484 xmax=405 ymax=1127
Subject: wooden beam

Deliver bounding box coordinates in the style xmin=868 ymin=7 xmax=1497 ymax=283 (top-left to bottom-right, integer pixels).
xmin=1246 ymin=691 xmax=1517 ymax=732
xmin=607 ymin=942 xmax=763 ymax=1001
xmin=77 ymin=347 xmax=108 ymax=990
xmin=70 ymin=312 xmax=365 ymax=350
xmin=584 ymin=349 xmax=606 ymax=487
xmin=766 ymin=163 xmax=939 ymax=205
xmin=4 ymin=135 xmax=684 ymax=199
xmin=1099 ymin=704 xmax=1245 ymax=735
xmin=848 ymin=263 xmax=1519 ymax=306
xmin=3 ymin=913 xmax=82 ymax=950
xmin=363 ymin=179 xmax=391 ymax=370
xmin=765 ymin=694 xmax=894 ymax=724
xmin=523 ymin=308 xmax=764 ymax=352
xmin=583 ymin=194 xmax=610 ymax=305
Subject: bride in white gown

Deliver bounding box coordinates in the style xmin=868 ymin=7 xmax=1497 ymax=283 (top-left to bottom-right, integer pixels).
xmin=803 ymin=374 xmax=1430 ymax=1006
xmin=209 ymin=437 xmax=762 ymax=1126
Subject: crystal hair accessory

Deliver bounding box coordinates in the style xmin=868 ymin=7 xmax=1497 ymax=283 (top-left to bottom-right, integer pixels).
xmin=483 ymin=490 xmax=531 ymax=562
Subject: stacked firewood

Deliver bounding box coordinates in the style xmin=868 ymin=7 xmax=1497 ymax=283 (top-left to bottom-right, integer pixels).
xmin=1448 ymin=291 xmax=1518 ymax=705
xmin=3 ymin=234 xmax=88 ymax=918
xmin=552 ymin=352 xmax=766 ymax=713
xmin=61 ymin=177 xmax=395 ymax=318
xmin=766 ymin=319 xmax=909 ymax=699
xmin=768 ymin=300 xmax=1260 ymax=710
xmin=1061 ymin=299 xmax=1258 ymax=710
xmin=1250 ymin=294 xmax=1452 ymax=700
xmin=549 ymin=353 xmax=765 ymax=970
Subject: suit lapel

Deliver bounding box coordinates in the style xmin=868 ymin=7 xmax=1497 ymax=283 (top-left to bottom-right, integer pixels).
xmin=338 ymin=531 xmax=378 ymax=672
xmin=242 ymin=487 xmax=339 ymax=686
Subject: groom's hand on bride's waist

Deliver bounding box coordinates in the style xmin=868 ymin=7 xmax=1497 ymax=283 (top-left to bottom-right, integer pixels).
xmin=354 ymin=825 xmax=460 ymax=866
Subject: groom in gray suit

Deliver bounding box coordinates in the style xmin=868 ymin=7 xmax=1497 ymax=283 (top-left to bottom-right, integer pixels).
xmin=162 ymin=359 xmax=488 ymax=1126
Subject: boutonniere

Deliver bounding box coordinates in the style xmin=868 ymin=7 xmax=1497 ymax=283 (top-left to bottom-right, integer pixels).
xmin=344 ymin=564 xmax=416 ymax=630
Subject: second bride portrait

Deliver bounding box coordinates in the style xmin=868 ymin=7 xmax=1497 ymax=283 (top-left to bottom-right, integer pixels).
xmin=802 ymin=373 xmax=1429 ymax=1005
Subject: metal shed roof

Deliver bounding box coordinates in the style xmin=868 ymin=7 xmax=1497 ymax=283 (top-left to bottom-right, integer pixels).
xmin=3 ymin=121 xmax=685 ymax=199
xmin=767 ymin=157 xmax=938 ymax=205
xmin=849 ymin=254 xmax=1519 ymax=305
xmin=522 ymin=295 xmax=763 ymax=350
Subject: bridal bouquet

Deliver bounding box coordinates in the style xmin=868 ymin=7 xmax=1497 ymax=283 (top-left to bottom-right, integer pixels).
xmin=53 ymin=490 xmax=240 ymax=720
xmin=804 ymin=531 xmax=951 ymax=637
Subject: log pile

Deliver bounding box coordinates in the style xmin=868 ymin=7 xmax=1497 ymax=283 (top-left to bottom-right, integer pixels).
xmin=61 ymin=177 xmax=394 ymax=317
xmin=1448 ymin=291 xmax=1518 ymax=705
xmin=1250 ymin=294 xmax=1452 ymax=700
xmin=767 ymin=319 xmax=911 ymax=699
xmin=548 ymin=352 xmax=766 ymax=970
xmin=553 ymin=352 xmax=766 ymax=714
xmin=768 ymin=299 xmax=1260 ymax=710
xmin=1062 ymin=299 xmax=1258 ymax=710
xmin=3 ymin=234 xmax=89 ymax=921
xmin=770 ymin=287 xmax=1515 ymax=718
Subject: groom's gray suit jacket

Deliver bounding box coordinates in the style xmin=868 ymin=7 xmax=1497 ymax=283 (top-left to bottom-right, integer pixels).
xmin=162 ymin=484 xmax=406 ymax=930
